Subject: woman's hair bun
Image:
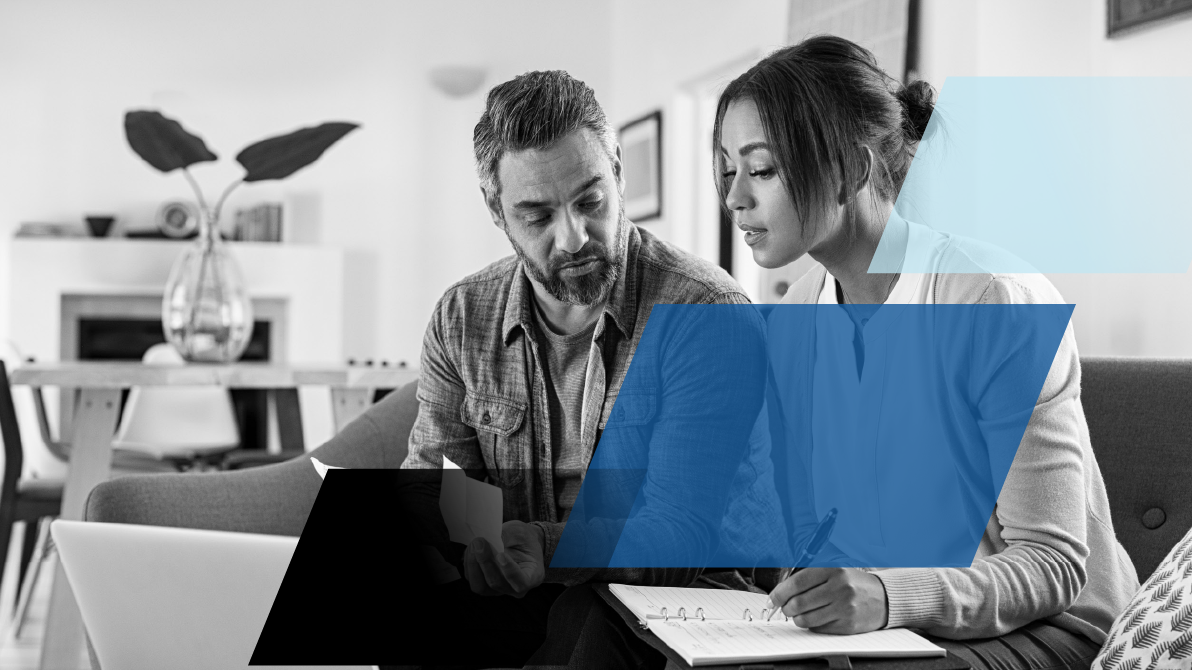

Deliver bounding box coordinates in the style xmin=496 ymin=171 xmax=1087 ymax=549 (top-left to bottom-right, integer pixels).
xmin=897 ymin=79 xmax=936 ymax=142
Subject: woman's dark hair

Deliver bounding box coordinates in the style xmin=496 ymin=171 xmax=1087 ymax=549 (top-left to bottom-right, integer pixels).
xmin=713 ymin=35 xmax=936 ymax=229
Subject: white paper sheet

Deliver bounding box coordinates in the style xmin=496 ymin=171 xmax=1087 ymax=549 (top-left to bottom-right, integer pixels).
xmin=648 ymin=619 xmax=945 ymax=667
xmin=439 ymin=456 xmax=504 ymax=553
xmin=310 ymin=456 xmax=344 ymax=479
xmin=609 ymin=584 xmax=944 ymax=667
xmin=309 ymin=455 xmax=504 ymax=553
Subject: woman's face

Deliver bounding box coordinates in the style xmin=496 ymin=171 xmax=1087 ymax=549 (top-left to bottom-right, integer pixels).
xmin=719 ymin=98 xmax=834 ymax=269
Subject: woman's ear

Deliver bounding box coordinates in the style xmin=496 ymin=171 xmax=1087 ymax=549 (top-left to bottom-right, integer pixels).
xmin=837 ymin=145 xmax=875 ymax=205
xmin=857 ymin=146 xmax=874 ymax=193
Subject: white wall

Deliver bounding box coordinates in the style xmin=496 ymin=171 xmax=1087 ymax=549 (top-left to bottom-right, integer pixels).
xmin=917 ymin=0 xmax=1192 ymax=357
xmin=607 ymin=0 xmax=789 ymax=289
xmin=920 ymin=0 xmax=1192 ymax=82
xmin=0 ymin=0 xmax=613 ymax=363
xmin=608 ymin=0 xmax=790 ymax=130
xmin=6 ymin=0 xmax=1189 ymax=358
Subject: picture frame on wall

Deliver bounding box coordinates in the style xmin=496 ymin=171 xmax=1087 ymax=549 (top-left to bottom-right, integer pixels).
xmin=1108 ymin=0 xmax=1192 ymax=35
xmin=619 ymin=110 xmax=662 ymax=222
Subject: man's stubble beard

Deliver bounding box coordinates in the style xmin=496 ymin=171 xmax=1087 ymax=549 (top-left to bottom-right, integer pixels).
xmin=508 ymin=202 xmax=628 ymax=307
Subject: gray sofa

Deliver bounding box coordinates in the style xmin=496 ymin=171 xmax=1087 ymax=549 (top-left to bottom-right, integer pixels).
xmin=87 ymin=357 xmax=1192 ymax=581
xmin=1078 ymin=358 xmax=1192 ymax=579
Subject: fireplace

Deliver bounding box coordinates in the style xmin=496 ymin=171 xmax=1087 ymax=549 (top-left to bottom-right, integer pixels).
xmin=9 ymin=237 xmax=346 ymax=453
xmin=58 ymin=294 xmax=287 ymax=452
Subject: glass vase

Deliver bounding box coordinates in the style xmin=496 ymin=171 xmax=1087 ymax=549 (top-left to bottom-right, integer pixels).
xmin=161 ymin=208 xmax=254 ymax=362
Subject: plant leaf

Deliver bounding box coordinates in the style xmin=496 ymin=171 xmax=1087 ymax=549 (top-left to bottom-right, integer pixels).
xmin=1124 ymin=605 xmax=1150 ymax=633
xmin=1170 ymin=628 xmax=1192 ymax=660
xmin=1159 ymin=589 xmax=1184 ymax=614
xmin=1104 ymin=641 xmax=1128 ymax=669
xmin=235 ymin=121 xmax=358 ymax=182
xmin=1146 ymin=567 xmax=1174 ymax=590
xmin=1152 ymin=639 xmax=1174 ymax=664
xmin=1150 ymin=579 xmax=1174 ymax=603
xmin=1173 ymin=602 xmax=1192 ymax=633
xmin=124 ymin=110 xmax=217 ymax=172
xmin=1132 ymin=621 xmax=1162 ymax=648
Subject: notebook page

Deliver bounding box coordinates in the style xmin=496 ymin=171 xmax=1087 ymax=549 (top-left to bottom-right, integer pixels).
xmin=608 ymin=584 xmax=772 ymax=623
xmin=648 ymin=620 xmax=946 ymax=667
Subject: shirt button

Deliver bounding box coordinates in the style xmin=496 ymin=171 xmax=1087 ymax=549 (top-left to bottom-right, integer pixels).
xmin=481 ymin=411 xmax=492 ymax=424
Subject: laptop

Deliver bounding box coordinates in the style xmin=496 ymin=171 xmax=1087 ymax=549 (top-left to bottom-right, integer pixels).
xmin=51 ymin=520 xmax=374 ymax=670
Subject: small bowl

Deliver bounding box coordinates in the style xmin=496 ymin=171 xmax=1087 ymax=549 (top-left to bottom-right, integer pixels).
xmin=84 ymin=215 xmax=115 ymax=238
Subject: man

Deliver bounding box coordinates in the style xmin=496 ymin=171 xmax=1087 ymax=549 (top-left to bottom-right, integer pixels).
xmin=401 ymin=70 xmax=788 ymax=668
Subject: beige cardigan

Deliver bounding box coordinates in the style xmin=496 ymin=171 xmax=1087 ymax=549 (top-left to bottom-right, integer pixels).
xmin=779 ymin=247 xmax=1138 ymax=643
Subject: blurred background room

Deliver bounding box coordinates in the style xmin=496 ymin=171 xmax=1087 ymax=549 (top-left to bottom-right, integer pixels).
xmin=2 ymin=0 xmax=1192 ymax=667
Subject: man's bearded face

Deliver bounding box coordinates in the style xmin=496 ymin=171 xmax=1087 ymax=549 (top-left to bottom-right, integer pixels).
xmin=490 ymin=128 xmax=627 ymax=306
xmin=506 ymin=201 xmax=626 ymax=306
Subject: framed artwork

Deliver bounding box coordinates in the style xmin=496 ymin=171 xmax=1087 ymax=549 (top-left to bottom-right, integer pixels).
xmin=619 ymin=110 xmax=662 ymax=222
xmin=1108 ymin=0 xmax=1192 ymax=35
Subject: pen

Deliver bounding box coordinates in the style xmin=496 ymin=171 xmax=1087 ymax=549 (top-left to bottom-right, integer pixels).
xmin=766 ymin=507 xmax=837 ymax=621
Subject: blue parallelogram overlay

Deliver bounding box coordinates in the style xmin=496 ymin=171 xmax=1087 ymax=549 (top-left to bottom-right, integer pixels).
xmin=251 ymin=304 xmax=1072 ymax=664
xmin=551 ymin=303 xmax=1073 ymax=570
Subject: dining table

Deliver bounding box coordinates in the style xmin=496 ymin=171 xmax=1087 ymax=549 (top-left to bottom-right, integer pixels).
xmin=8 ymin=361 xmax=418 ymax=670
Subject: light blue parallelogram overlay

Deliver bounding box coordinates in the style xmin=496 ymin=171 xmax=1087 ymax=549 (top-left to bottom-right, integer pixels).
xmin=550 ymin=304 xmax=1073 ymax=569
xmin=872 ymin=77 xmax=1192 ymax=274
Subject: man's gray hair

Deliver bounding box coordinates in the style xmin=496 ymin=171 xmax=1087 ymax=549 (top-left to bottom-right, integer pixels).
xmin=473 ymin=70 xmax=618 ymax=200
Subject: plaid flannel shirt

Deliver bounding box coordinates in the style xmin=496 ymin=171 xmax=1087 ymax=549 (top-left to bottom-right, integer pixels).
xmin=403 ymin=224 xmax=790 ymax=588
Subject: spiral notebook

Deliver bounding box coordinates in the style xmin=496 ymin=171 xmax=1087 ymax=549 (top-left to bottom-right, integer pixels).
xmin=608 ymin=584 xmax=946 ymax=667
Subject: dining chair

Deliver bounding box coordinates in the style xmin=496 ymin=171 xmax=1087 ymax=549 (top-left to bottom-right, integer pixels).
xmin=3 ymin=343 xmax=246 ymax=637
xmin=110 ymin=343 xmax=241 ymax=471
xmin=0 ymin=359 xmax=63 ymax=624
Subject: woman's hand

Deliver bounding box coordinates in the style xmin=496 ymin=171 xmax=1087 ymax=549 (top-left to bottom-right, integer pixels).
xmin=768 ymin=568 xmax=889 ymax=634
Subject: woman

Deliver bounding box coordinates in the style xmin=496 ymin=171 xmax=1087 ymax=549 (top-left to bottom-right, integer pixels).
xmin=714 ymin=36 xmax=1138 ymax=670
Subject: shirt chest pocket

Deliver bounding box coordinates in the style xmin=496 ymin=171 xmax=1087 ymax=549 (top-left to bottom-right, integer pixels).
xmin=597 ymin=390 xmax=657 ymax=469
xmin=460 ymin=392 xmax=527 ymax=486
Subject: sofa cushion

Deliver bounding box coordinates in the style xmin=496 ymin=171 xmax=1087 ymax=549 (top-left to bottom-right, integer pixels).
xmin=1082 ymin=358 xmax=1192 ymax=581
xmin=1091 ymin=526 xmax=1192 ymax=670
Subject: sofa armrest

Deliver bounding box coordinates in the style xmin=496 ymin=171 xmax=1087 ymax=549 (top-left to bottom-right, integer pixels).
xmin=85 ymin=456 xmax=319 ymax=536
xmin=84 ymin=384 xmax=414 ymax=535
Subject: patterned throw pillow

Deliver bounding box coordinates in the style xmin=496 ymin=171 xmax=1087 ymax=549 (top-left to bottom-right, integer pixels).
xmin=1094 ymin=527 xmax=1192 ymax=670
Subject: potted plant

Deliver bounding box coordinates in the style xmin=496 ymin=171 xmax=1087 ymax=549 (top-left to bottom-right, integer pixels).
xmin=124 ymin=111 xmax=357 ymax=362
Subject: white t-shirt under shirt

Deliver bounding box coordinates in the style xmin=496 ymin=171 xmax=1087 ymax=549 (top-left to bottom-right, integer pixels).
xmin=816 ymin=214 xmax=950 ymax=308
xmin=530 ymin=304 xmax=600 ymax=518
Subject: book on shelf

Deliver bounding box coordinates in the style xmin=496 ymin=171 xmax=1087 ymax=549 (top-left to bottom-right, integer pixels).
xmin=234 ymin=203 xmax=283 ymax=242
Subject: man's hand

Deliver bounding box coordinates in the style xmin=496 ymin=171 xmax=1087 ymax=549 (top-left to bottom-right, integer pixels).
xmin=462 ymin=520 xmax=546 ymax=598
xmin=768 ymin=568 xmax=888 ymax=634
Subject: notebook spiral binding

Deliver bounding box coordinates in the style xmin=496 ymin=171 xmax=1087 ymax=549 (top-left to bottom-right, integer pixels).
xmin=649 ymin=606 xmax=787 ymax=625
